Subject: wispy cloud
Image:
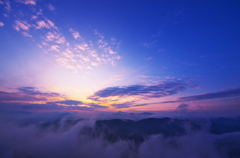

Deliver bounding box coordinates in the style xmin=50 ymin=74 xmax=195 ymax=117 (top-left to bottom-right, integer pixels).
xmin=163 ymin=87 xmax=240 ymax=103
xmin=21 ymin=31 xmax=32 ymax=37
xmin=3 ymin=0 xmax=11 ymax=11
xmin=69 ymin=28 xmax=81 ymax=39
xmin=18 ymin=87 xmax=60 ymax=97
xmin=142 ymin=40 xmax=157 ymax=48
xmin=0 ymin=87 xmax=62 ymax=103
xmin=16 ymin=0 xmax=36 ymax=5
xmin=176 ymin=103 xmax=189 ymax=112
xmin=14 ymin=20 xmax=31 ymax=31
xmin=35 ymin=20 xmax=54 ymax=29
xmin=0 ymin=102 xmax=94 ymax=112
xmin=53 ymin=100 xmax=83 ymax=106
xmin=111 ymin=101 xmax=147 ymax=109
xmin=49 ymin=45 xmax=60 ymax=52
xmin=45 ymin=31 xmax=66 ymax=44
xmin=0 ymin=22 xmax=4 ymax=26
xmin=2 ymin=1 xmax=121 ymax=72
xmin=48 ymin=3 xmax=55 ymax=11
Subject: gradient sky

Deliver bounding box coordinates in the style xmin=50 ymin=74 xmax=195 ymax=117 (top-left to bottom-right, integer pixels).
xmin=0 ymin=0 xmax=240 ymax=115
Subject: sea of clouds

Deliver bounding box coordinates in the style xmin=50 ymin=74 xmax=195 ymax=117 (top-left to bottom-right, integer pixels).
xmin=0 ymin=112 xmax=239 ymax=158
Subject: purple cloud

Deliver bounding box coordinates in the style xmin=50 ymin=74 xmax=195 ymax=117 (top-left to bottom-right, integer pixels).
xmin=163 ymin=87 xmax=240 ymax=103
xmin=89 ymin=80 xmax=193 ymax=100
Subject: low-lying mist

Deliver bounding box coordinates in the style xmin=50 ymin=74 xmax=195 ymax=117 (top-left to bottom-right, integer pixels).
xmin=0 ymin=113 xmax=240 ymax=158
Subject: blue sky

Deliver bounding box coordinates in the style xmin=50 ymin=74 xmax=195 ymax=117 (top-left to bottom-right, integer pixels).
xmin=0 ymin=0 xmax=240 ymax=114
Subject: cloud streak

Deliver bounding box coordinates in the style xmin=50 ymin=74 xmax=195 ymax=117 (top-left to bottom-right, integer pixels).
xmin=163 ymin=87 xmax=240 ymax=103
xmin=17 ymin=0 xmax=36 ymax=5
xmin=14 ymin=20 xmax=31 ymax=31
xmin=0 ymin=87 xmax=64 ymax=105
xmin=89 ymin=80 xmax=193 ymax=101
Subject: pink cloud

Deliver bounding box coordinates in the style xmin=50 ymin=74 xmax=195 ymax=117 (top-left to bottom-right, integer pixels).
xmin=47 ymin=19 xmax=55 ymax=28
xmin=76 ymin=43 xmax=89 ymax=51
xmin=69 ymin=28 xmax=81 ymax=39
xmin=0 ymin=22 xmax=4 ymax=27
xmin=56 ymin=58 xmax=77 ymax=70
xmin=55 ymin=36 xmax=66 ymax=44
xmin=14 ymin=20 xmax=31 ymax=31
xmin=35 ymin=20 xmax=56 ymax=29
xmin=17 ymin=0 xmax=36 ymax=5
xmin=46 ymin=32 xmax=57 ymax=41
xmin=50 ymin=45 xmax=60 ymax=52
xmin=36 ymin=20 xmax=51 ymax=29
xmin=45 ymin=32 xmax=65 ymax=44
xmin=21 ymin=31 xmax=32 ymax=37
xmin=31 ymin=15 xmax=38 ymax=20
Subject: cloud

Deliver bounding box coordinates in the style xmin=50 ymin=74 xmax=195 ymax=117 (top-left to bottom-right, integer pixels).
xmin=18 ymin=87 xmax=60 ymax=97
xmin=69 ymin=28 xmax=81 ymax=39
xmin=176 ymin=103 xmax=189 ymax=112
xmin=111 ymin=102 xmax=148 ymax=109
xmin=140 ymin=112 xmax=153 ymax=115
xmin=0 ymin=22 xmax=4 ymax=26
xmin=36 ymin=20 xmax=51 ymax=29
xmin=3 ymin=0 xmax=11 ymax=11
xmin=14 ymin=20 xmax=31 ymax=31
xmin=17 ymin=0 xmax=36 ymax=5
xmin=48 ymin=4 xmax=55 ymax=11
xmin=45 ymin=31 xmax=66 ymax=44
xmin=0 ymin=102 xmax=93 ymax=114
xmin=50 ymin=45 xmax=60 ymax=52
xmin=111 ymin=102 xmax=133 ymax=109
xmin=177 ymin=103 xmax=189 ymax=109
xmin=138 ymin=134 xmax=224 ymax=158
xmin=2 ymin=0 xmax=121 ymax=72
xmin=87 ymin=103 xmax=108 ymax=109
xmin=142 ymin=40 xmax=157 ymax=48
xmin=0 ymin=87 xmax=64 ymax=104
xmin=89 ymin=80 xmax=192 ymax=100
xmin=53 ymin=100 xmax=83 ymax=106
xmin=21 ymin=31 xmax=32 ymax=37
xmin=0 ymin=87 xmax=107 ymax=112
xmin=0 ymin=91 xmax=48 ymax=102
xmin=35 ymin=19 xmax=56 ymax=30
xmin=163 ymin=87 xmax=240 ymax=103
xmin=0 ymin=114 xmax=235 ymax=158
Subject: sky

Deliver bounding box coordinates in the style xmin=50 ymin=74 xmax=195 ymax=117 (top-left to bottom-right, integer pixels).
xmin=0 ymin=0 xmax=240 ymax=116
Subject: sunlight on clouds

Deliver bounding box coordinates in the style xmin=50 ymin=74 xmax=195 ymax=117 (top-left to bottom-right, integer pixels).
xmin=14 ymin=20 xmax=31 ymax=31
xmin=45 ymin=31 xmax=66 ymax=44
xmin=69 ymin=28 xmax=81 ymax=39
xmin=21 ymin=31 xmax=32 ymax=37
xmin=35 ymin=20 xmax=56 ymax=29
xmin=49 ymin=45 xmax=60 ymax=52
xmin=2 ymin=0 xmax=121 ymax=72
xmin=16 ymin=0 xmax=36 ymax=5
xmin=0 ymin=0 xmax=125 ymax=103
